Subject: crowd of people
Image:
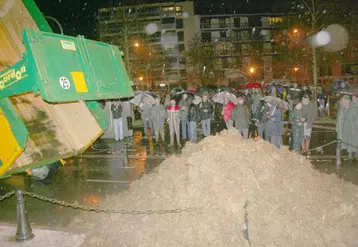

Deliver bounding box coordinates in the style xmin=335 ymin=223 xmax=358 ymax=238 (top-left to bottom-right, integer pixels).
xmin=110 ymin=84 xmax=322 ymax=154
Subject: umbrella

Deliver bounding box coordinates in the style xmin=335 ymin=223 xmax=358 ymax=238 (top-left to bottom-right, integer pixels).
xmin=192 ymin=95 xmax=202 ymax=105
xmin=335 ymin=88 xmax=358 ymax=96
xmin=245 ymin=81 xmax=262 ymax=89
xmin=213 ymin=92 xmax=239 ymax=105
xmin=331 ymin=80 xmax=351 ymax=93
xmin=170 ymin=88 xmax=185 ymax=97
xmin=261 ymin=96 xmax=289 ymax=110
xmin=130 ymin=91 xmax=157 ymax=106
xmin=265 ymin=82 xmax=285 ymax=95
xmin=187 ymin=88 xmax=196 ymax=94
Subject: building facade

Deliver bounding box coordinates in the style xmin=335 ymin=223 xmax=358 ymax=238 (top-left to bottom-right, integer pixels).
xmin=98 ymin=1 xmax=199 ymax=88
xmin=198 ymin=14 xmax=285 ymax=85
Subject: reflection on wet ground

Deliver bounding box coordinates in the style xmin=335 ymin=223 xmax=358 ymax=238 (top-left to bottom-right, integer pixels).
xmin=0 ymin=126 xmax=357 ymax=229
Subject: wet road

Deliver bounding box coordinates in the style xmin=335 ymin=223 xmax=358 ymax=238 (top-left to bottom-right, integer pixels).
xmin=0 ymin=125 xmax=358 ymax=229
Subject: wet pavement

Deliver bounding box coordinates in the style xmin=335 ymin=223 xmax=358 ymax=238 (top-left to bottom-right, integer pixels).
xmin=0 ymin=124 xmax=358 ymax=230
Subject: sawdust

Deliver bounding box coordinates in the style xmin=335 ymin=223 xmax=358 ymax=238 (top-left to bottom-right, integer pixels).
xmin=75 ymin=129 xmax=358 ymax=247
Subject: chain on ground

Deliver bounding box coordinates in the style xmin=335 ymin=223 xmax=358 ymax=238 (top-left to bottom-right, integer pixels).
xmin=22 ymin=191 xmax=198 ymax=215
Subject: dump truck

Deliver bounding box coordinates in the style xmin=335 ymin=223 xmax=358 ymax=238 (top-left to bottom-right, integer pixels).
xmin=0 ymin=0 xmax=134 ymax=179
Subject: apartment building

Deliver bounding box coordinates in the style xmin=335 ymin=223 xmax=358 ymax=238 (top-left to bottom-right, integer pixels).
xmin=98 ymin=1 xmax=199 ymax=88
xmin=98 ymin=1 xmax=287 ymax=86
xmin=199 ymin=14 xmax=285 ymax=83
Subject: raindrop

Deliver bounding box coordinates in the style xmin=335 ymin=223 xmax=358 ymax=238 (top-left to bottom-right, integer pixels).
xmin=84 ymin=2 xmax=87 ymax=6
xmin=323 ymin=9 xmax=327 ymax=14
xmin=161 ymin=29 xmax=166 ymax=34
xmin=145 ymin=23 xmax=158 ymax=35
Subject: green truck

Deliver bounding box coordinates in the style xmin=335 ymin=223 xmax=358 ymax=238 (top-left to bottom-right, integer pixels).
xmin=0 ymin=0 xmax=133 ymax=178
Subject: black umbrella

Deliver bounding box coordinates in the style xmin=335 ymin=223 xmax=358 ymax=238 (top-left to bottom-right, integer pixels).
xmin=331 ymin=80 xmax=351 ymax=93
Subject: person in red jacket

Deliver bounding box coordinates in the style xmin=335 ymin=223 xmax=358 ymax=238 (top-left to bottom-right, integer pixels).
xmin=167 ymin=99 xmax=181 ymax=147
xmin=222 ymin=98 xmax=236 ymax=129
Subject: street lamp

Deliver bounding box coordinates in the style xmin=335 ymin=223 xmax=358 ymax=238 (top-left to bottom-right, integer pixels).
xmin=293 ymin=29 xmax=299 ymax=34
xmin=139 ymin=76 xmax=143 ymax=81
xmin=293 ymin=67 xmax=299 ymax=72
xmin=134 ymin=42 xmax=140 ymax=47
xmin=249 ymin=67 xmax=255 ymax=74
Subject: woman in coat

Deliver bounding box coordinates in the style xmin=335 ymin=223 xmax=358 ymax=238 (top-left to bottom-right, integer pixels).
xmin=222 ymin=98 xmax=235 ymax=129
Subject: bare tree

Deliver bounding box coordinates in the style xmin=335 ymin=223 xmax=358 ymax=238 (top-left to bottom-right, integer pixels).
xmin=131 ymin=42 xmax=168 ymax=89
xmin=108 ymin=8 xmax=140 ymax=77
xmin=185 ymin=33 xmax=218 ymax=87
xmin=287 ymin=0 xmax=355 ymax=98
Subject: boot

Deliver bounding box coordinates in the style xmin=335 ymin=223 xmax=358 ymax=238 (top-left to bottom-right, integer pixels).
xmin=169 ymin=134 xmax=174 ymax=147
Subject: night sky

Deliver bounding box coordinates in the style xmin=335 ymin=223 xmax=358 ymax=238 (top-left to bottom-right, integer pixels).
xmin=34 ymin=0 xmax=291 ymax=39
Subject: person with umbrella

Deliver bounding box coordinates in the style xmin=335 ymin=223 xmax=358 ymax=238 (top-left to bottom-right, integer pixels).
xmin=111 ymin=100 xmax=124 ymax=142
xmin=289 ymin=103 xmax=305 ymax=152
xmin=301 ymin=92 xmax=318 ymax=154
xmin=151 ymin=97 xmax=166 ymax=145
xmin=139 ymin=96 xmax=154 ymax=139
xmin=167 ymin=99 xmax=181 ymax=147
xmin=179 ymin=93 xmax=190 ymax=141
xmin=231 ymin=93 xmax=251 ymax=139
xmin=199 ymin=93 xmax=214 ymax=137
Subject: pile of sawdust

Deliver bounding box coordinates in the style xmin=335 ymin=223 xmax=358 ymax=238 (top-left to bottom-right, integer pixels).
xmin=75 ymin=129 xmax=358 ymax=246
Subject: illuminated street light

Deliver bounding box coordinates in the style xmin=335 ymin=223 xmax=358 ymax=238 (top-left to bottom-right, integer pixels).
xmin=249 ymin=67 xmax=255 ymax=74
xmin=139 ymin=76 xmax=143 ymax=81
xmin=134 ymin=42 xmax=140 ymax=47
xmin=293 ymin=29 xmax=299 ymax=34
xmin=293 ymin=67 xmax=299 ymax=72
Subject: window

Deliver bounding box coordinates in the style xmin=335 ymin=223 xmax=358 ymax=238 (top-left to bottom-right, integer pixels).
xmin=162 ymin=18 xmax=175 ymax=24
xmin=175 ymin=6 xmax=182 ymax=16
xmin=179 ymin=44 xmax=185 ymax=53
xmin=180 ymin=69 xmax=186 ymax=77
xmin=179 ymin=57 xmax=186 ymax=65
xmin=234 ymin=18 xmax=241 ymax=28
xmin=176 ymin=19 xmax=183 ymax=29
xmin=161 ymin=6 xmax=174 ymax=12
xmin=200 ymin=18 xmax=211 ymax=28
xmin=268 ymin=17 xmax=283 ymax=25
xmin=219 ymin=18 xmax=226 ymax=28
xmin=201 ymin=32 xmax=212 ymax=42
xmin=177 ymin=31 xmax=184 ymax=42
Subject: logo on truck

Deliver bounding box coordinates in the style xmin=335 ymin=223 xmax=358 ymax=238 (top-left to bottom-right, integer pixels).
xmin=0 ymin=66 xmax=27 ymax=90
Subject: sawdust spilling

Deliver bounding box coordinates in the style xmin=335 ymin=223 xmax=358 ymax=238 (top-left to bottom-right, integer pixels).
xmin=76 ymin=129 xmax=358 ymax=247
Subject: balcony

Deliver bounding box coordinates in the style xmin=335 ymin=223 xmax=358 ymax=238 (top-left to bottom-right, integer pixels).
xmin=200 ymin=23 xmax=233 ymax=29
xmin=161 ymin=23 xmax=176 ymax=30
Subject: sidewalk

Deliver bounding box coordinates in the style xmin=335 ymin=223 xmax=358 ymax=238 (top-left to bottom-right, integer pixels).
xmin=0 ymin=225 xmax=84 ymax=247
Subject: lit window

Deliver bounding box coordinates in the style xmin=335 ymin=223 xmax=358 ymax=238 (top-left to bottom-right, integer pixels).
xmin=268 ymin=17 xmax=283 ymax=25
